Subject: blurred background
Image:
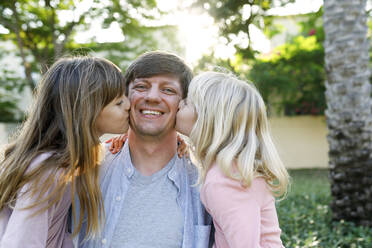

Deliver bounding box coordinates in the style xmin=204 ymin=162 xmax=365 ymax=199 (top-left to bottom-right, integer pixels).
xmin=0 ymin=0 xmax=327 ymax=169
xmin=0 ymin=0 xmax=371 ymax=247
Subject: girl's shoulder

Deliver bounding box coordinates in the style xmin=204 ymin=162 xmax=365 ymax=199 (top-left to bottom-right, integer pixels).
xmin=26 ymin=152 xmax=54 ymax=172
xmin=25 ymin=152 xmax=64 ymax=184
xmin=26 ymin=151 xmax=54 ymax=172
xmin=30 ymin=152 xmax=54 ymax=167
xmin=204 ymin=164 xmax=272 ymax=202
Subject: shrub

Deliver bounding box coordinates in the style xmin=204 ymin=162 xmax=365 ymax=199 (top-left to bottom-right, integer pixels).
xmin=278 ymin=169 xmax=372 ymax=247
xmin=249 ymin=36 xmax=326 ymax=116
xmin=0 ymin=69 xmax=25 ymax=122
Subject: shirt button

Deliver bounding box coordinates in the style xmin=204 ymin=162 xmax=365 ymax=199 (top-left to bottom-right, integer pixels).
xmin=127 ymin=167 xmax=131 ymax=173
xmin=116 ymin=196 xmax=121 ymax=201
xmin=102 ymin=238 xmax=107 ymax=244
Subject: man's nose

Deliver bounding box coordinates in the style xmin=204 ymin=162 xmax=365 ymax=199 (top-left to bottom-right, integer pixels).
xmin=144 ymin=87 xmax=161 ymax=102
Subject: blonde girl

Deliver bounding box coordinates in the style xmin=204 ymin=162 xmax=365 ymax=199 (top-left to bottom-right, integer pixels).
xmin=0 ymin=56 xmax=130 ymax=247
xmin=176 ymin=71 xmax=289 ymax=248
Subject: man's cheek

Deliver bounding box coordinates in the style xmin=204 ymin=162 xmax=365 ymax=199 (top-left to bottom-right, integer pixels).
xmin=128 ymin=90 xmax=135 ymax=102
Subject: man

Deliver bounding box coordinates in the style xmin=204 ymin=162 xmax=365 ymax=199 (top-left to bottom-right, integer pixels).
xmin=75 ymin=51 xmax=212 ymax=248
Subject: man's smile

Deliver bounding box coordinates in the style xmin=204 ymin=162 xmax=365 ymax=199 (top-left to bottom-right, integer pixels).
xmin=140 ymin=109 xmax=164 ymax=116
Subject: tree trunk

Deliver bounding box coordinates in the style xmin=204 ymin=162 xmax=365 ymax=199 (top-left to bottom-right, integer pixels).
xmin=323 ymin=0 xmax=372 ymax=226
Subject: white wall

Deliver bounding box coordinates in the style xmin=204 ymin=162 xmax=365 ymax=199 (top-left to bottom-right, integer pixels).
xmin=269 ymin=116 xmax=329 ymax=169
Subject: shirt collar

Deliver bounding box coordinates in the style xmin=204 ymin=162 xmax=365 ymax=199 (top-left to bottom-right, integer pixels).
xmin=120 ymin=141 xmax=187 ymax=182
xmin=120 ymin=142 xmax=135 ymax=178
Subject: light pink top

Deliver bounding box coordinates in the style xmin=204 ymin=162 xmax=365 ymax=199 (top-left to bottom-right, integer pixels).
xmin=0 ymin=153 xmax=73 ymax=248
xmin=200 ymin=164 xmax=284 ymax=248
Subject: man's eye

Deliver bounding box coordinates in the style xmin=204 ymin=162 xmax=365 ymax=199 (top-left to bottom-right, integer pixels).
xmin=164 ymin=88 xmax=176 ymax=94
xmin=134 ymin=84 xmax=146 ymax=89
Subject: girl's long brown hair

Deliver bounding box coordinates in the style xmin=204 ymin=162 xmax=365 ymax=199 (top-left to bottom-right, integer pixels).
xmin=0 ymin=56 xmax=125 ymax=238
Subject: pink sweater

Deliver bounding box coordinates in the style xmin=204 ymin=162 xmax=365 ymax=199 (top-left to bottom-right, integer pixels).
xmin=200 ymin=164 xmax=284 ymax=248
xmin=0 ymin=153 xmax=73 ymax=248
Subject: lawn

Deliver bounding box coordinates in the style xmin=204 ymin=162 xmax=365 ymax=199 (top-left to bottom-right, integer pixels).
xmin=278 ymin=169 xmax=372 ymax=248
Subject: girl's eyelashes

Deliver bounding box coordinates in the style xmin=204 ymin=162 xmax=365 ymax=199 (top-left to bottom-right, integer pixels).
xmin=116 ymin=100 xmax=124 ymax=106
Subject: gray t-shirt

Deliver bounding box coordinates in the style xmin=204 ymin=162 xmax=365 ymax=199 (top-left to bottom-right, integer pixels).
xmin=110 ymin=155 xmax=184 ymax=248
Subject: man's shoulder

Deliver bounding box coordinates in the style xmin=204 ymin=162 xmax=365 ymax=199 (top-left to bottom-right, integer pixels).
xmin=99 ymin=142 xmax=129 ymax=178
xmin=176 ymin=157 xmax=199 ymax=182
xmin=102 ymin=142 xmax=130 ymax=161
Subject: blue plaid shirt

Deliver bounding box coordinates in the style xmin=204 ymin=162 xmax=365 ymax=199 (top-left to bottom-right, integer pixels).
xmin=74 ymin=142 xmax=212 ymax=248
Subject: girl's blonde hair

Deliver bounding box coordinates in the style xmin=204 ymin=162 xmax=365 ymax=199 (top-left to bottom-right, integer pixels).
xmin=188 ymin=71 xmax=289 ymax=197
xmin=0 ymin=56 xmax=125 ymax=239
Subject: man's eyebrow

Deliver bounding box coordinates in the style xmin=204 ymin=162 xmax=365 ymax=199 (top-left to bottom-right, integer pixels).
xmin=133 ymin=78 xmax=180 ymax=85
xmin=133 ymin=78 xmax=149 ymax=83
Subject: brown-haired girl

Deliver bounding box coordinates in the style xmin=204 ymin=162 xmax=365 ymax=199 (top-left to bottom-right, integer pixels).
xmin=0 ymin=56 xmax=130 ymax=247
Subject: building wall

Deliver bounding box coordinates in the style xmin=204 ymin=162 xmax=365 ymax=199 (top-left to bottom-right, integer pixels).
xmin=0 ymin=116 xmax=329 ymax=169
xmin=269 ymin=116 xmax=329 ymax=169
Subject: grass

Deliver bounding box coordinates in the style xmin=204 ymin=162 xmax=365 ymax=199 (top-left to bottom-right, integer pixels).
xmin=277 ymin=169 xmax=372 ymax=248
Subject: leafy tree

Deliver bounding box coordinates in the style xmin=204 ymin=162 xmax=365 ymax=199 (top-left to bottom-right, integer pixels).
xmin=0 ymin=45 xmax=26 ymax=122
xmin=250 ymin=8 xmax=325 ymax=115
xmin=193 ymin=51 xmax=239 ymax=74
xmin=0 ymin=69 xmax=25 ymax=122
xmin=0 ymin=0 xmax=172 ymax=92
xmin=193 ymin=0 xmax=295 ymax=59
xmin=194 ymin=8 xmax=326 ymax=116
xmin=0 ymin=0 xmax=89 ymax=91
xmin=250 ymin=36 xmax=325 ymax=115
xmin=323 ymin=0 xmax=372 ymax=227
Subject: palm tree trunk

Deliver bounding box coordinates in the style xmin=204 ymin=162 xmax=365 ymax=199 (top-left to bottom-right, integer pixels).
xmin=323 ymin=0 xmax=372 ymax=226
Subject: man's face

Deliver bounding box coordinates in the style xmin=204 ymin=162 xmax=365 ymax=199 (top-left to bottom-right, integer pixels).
xmin=128 ymin=74 xmax=183 ymax=138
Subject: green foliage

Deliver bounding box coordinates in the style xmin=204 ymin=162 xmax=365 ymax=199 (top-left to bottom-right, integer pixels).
xmin=0 ymin=95 xmax=20 ymax=123
xmin=249 ymin=8 xmax=326 ymax=116
xmin=0 ymin=0 xmax=91 ymax=90
xmin=297 ymin=7 xmax=324 ymax=42
xmin=193 ymin=0 xmax=295 ymax=59
xmin=194 ymin=9 xmax=327 ymax=116
xmin=250 ymin=36 xmax=326 ymax=115
xmin=0 ymin=0 xmax=181 ymax=121
xmin=279 ymin=169 xmax=372 ymax=247
xmin=0 ymin=69 xmax=25 ymax=122
xmin=193 ymin=52 xmax=239 ymax=74
xmin=0 ymin=0 xmax=175 ymax=91
xmin=194 ymin=35 xmax=326 ymax=116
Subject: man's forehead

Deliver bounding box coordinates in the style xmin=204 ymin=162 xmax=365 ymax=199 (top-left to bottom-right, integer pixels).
xmin=132 ymin=74 xmax=181 ymax=85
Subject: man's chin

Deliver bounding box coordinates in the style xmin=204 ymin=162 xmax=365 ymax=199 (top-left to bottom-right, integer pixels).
xmin=134 ymin=126 xmax=176 ymax=138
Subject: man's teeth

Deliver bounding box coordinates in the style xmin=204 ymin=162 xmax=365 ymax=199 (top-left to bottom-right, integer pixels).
xmin=142 ymin=110 xmax=162 ymax=115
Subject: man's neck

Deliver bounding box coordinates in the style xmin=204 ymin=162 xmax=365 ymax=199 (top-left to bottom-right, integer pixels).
xmin=128 ymin=129 xmax=177 ymax=176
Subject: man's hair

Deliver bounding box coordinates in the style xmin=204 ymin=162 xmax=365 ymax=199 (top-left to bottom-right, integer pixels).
xmin=124 ymin=51 xmax=193 ymax=98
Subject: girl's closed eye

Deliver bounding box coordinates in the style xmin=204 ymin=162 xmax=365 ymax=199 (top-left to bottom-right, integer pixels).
xmin=116 ymin=100 xmax=124 ymax=106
